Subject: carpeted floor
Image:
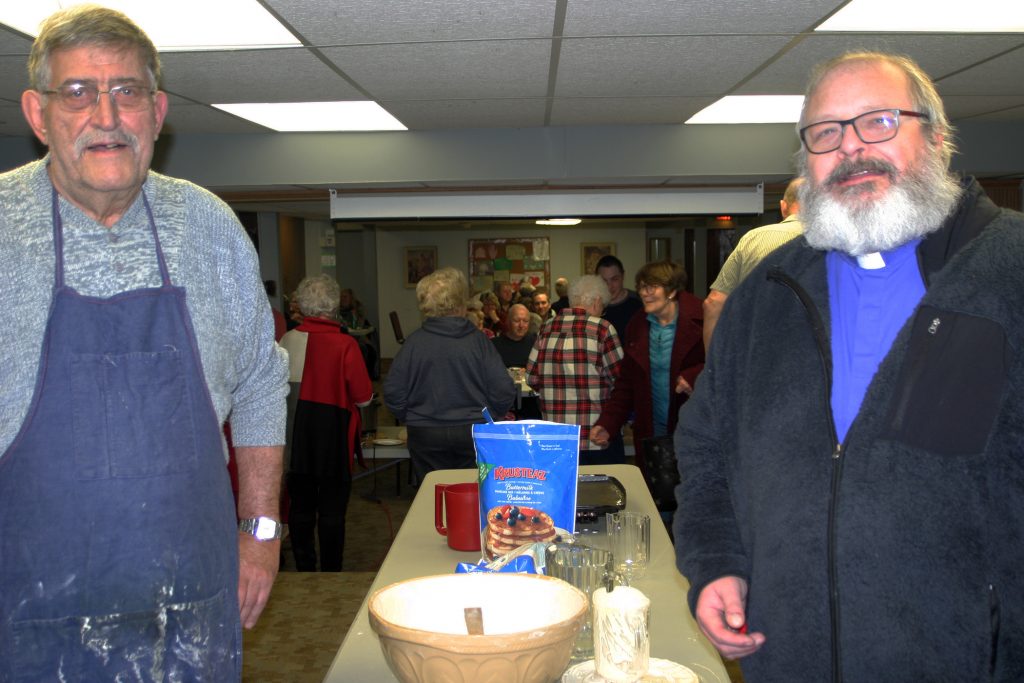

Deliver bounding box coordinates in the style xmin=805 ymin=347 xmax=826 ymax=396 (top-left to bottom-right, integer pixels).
xmin=242 ymin=456 xmax=416 ymax=682
xmin=241 ymin=571 xmax=376 ymax=682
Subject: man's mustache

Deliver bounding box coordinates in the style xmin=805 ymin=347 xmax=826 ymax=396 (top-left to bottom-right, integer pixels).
xmin=74 ymin=130 xmax=139 ymax=156
xmin=824 ymin=157 xmax=898 ymax=188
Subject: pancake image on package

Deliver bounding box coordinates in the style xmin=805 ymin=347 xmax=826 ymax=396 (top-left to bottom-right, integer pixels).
xmin=473 ymin=419 xmax=580 ymax=560
xmin=486 ymin=505 xmax=558 ymax=556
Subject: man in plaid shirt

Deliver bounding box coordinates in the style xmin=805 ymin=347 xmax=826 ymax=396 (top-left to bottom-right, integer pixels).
xmin=526 ymin=275 xmax=626 ymax=465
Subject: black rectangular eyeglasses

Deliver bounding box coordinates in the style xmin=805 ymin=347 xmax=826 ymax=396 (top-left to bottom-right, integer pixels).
xmin=799 ymin=109 xmax=929 ymax=154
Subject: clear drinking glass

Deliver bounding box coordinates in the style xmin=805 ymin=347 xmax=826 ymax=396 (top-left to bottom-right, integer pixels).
xmin=606 ymin=511 xmax=650 ymax=584
xmin=544 ymin=543 xmax=612 ymax=662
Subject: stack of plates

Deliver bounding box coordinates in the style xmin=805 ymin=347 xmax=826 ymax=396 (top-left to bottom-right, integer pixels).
xmin=562 ymin=658 xmax=701 ymax=682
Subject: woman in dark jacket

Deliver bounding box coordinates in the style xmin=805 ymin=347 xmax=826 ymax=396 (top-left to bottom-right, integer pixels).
xmin=383 ymin=267 xmax=515 ymax=482
xmin=590 ymin=261 xmax=704 ymax=509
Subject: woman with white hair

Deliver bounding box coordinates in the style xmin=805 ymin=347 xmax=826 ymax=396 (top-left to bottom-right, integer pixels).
xmin=279 ymin=275 xmax=373 ymax=571
xmin=384 ymin=267 xmax=516 ymax=481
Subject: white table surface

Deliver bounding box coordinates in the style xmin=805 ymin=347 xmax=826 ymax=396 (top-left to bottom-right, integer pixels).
xmin=322 ymin=464 xmax=727 ymax=683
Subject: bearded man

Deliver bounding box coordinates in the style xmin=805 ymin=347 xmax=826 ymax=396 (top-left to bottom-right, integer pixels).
xmin=673 ymin=51 xmax=1024 ymax=682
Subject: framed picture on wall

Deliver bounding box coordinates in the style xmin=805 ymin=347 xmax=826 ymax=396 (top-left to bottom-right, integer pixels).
xmin=648 ymin=237 xmax=671 ymax=262
xmin=580 ymin=242 xmax=616 ymax=275
xmin=468 ymin=237 xmax=551 ymax=296
xmin=404 ymin=246 xmax=437 ymax=288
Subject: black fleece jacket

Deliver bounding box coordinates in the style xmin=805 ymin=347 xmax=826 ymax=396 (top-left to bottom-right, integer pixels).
xmin=674 ymin=178 xmax=1024 ymax=682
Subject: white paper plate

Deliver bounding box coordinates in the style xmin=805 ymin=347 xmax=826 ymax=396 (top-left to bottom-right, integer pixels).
xmin=373 ymin=438 xmax=403 ymax=446
xmin=562 ymin=657 xmax=701 ymax=682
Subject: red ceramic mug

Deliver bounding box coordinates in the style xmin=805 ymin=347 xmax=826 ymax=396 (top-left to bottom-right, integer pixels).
xmin=434 ymin=482 xmax=481 ymax=552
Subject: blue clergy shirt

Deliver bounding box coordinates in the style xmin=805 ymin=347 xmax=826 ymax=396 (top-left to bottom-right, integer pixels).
xmin=827 ymin=239 xmax=925 ymax=443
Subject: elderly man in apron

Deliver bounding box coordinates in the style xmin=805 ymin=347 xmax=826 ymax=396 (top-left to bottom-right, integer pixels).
xmin=0 ymin=6 xmax=287 ymax=680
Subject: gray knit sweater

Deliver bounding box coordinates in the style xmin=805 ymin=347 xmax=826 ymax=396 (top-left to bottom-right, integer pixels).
xmin=0 ymin=158 xmax=288 ymax=458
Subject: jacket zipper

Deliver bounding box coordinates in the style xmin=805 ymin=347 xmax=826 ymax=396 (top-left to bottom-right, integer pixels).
xmin=768 ymin=268 xmax=844 ymax=683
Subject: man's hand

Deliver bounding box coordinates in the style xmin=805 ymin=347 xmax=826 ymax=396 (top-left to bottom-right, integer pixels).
xmin=694 ymin=576 xmax=765 ymax=660
xmin=674 ymin=375 xmax=693 ymax=395
xmin=238 ymin=534 xmax=279 ymax=629
xmin=590 ymin=424 xmax=611 ymax=448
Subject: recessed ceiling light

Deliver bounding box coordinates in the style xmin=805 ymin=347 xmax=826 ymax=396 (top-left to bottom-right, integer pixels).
xmin=817 ymin=0 xmax=1024 ymax=32
xmin=536 ymin=218 xmax=582 ymax=226
xmin=1 ymin=0 xmax=301 ymax=50
xmin=213 ymin=101 xmax=407 ymax=132
xmin=686 ymin=96 xmax=805 ymax=124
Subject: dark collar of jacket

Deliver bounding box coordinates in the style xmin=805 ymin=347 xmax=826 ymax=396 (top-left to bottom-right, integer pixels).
xmin=421 ymin=315 xmax=477 ymax=338
xmin=918 ymin=176 xmax=1002 ymax=286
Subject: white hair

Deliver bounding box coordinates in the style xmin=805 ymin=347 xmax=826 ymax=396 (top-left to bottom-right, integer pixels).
xmin=569 ymin=275 xmax=610 ymax=308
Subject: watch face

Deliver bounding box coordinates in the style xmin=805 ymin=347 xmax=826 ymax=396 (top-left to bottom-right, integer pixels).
xmin=255 ymin=518 xmax=278 ymax=541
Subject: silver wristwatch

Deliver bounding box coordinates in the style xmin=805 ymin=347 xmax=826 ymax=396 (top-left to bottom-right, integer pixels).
xmin=239 ymin=516 xmax=283 ymax=541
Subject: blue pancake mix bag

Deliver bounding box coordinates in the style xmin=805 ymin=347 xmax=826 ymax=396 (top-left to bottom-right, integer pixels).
xmin=472 ymin=418 xmax=580 ymax=560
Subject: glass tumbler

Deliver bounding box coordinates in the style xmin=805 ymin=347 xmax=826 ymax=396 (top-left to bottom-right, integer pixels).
xmin=544 ymin=543 xmax=612 ymax=662
xmin=606 ymin=511 xmax=650 ymax=584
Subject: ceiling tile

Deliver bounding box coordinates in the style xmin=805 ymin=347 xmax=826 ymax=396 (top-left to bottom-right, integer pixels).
xmin=962 ymin=106 xmax=1024 ymax=122
xmin=321 ymin=40 xmax=551 ymax=100
xmin=944 ymin=95 xmax=1024 ymax=120
xmin=563 ymin=0 xmax=845 ymax=35
xmin=549 ymin=96 xmax=715 ymax=125
xmin=382 ymin=98 xmax=547 ymax=129
xmin=936 ymin=46 xmax=1024 ymax=96
xmin=736 ymin=33 xmax=1024 ymax=95
xmin=556 ymin=36 xmax=794 ymax=97
xmin=0 ymin=27 xmax=33 ymax=52
xmin=266 ymin=0 xmax=556 ymax=45
xmin=160 ymin=48 xmax=366 ymax=102
xmin=162 ymin=101 xmax=272 ymax=135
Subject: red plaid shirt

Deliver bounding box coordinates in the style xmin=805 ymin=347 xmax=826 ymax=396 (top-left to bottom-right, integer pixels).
xmin=525 ymin=308 xmax=623 ymax=442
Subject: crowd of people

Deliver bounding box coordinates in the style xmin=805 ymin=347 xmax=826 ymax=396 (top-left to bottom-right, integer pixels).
xmin=376 ymin=256 xmax=709 ymax=482
xmin=3 ymin=5 xmax=1021 ymax=680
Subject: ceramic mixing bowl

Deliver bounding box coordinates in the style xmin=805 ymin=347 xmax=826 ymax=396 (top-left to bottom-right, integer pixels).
xmin=368 ymin=572 xmax=587 ymax=683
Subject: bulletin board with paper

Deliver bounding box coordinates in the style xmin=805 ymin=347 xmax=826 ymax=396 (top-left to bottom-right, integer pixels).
xmin=468 ymin=237 xmax=551 ymax=295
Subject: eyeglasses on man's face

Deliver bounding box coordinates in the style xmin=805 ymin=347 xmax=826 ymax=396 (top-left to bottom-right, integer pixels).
xmin=43 ymin=82 xmax=155 ymax=113
xmin=799 ymin=108 xmax=929 ymax=155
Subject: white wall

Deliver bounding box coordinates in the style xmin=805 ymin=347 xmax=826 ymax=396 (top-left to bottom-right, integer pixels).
xmin=256 ymin=212 xmax=282 ymax=311
xmin=374 ymin=222 xmax=646 ymax=359
xmin=304 ymin=219 xmax=334 ymax=278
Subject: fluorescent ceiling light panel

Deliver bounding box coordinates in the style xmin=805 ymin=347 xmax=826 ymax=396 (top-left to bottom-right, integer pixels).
xmin=686 ymin=96 xmax=805 ymax=124
xmin=1 ymin=0 xmax=301 ymax=50
xmin=817 ymin=0 xmax=1024 ymax=32
xmin=536 ymin=218 xmax=582 ymax=226
xmin=213 ymin=101 xmax=407 ymax=132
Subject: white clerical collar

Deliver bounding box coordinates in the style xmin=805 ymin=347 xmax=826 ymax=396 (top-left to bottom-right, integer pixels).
xmin=856 ymin=252 xmax=886 ymax=270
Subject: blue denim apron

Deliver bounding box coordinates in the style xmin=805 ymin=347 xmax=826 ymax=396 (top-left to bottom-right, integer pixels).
xmin=0 ymin=189 xmax=240 ymax=681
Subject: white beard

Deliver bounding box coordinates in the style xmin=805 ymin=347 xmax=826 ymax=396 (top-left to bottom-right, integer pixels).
xmin=799 ymin=151 xmax=962 ymax=256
